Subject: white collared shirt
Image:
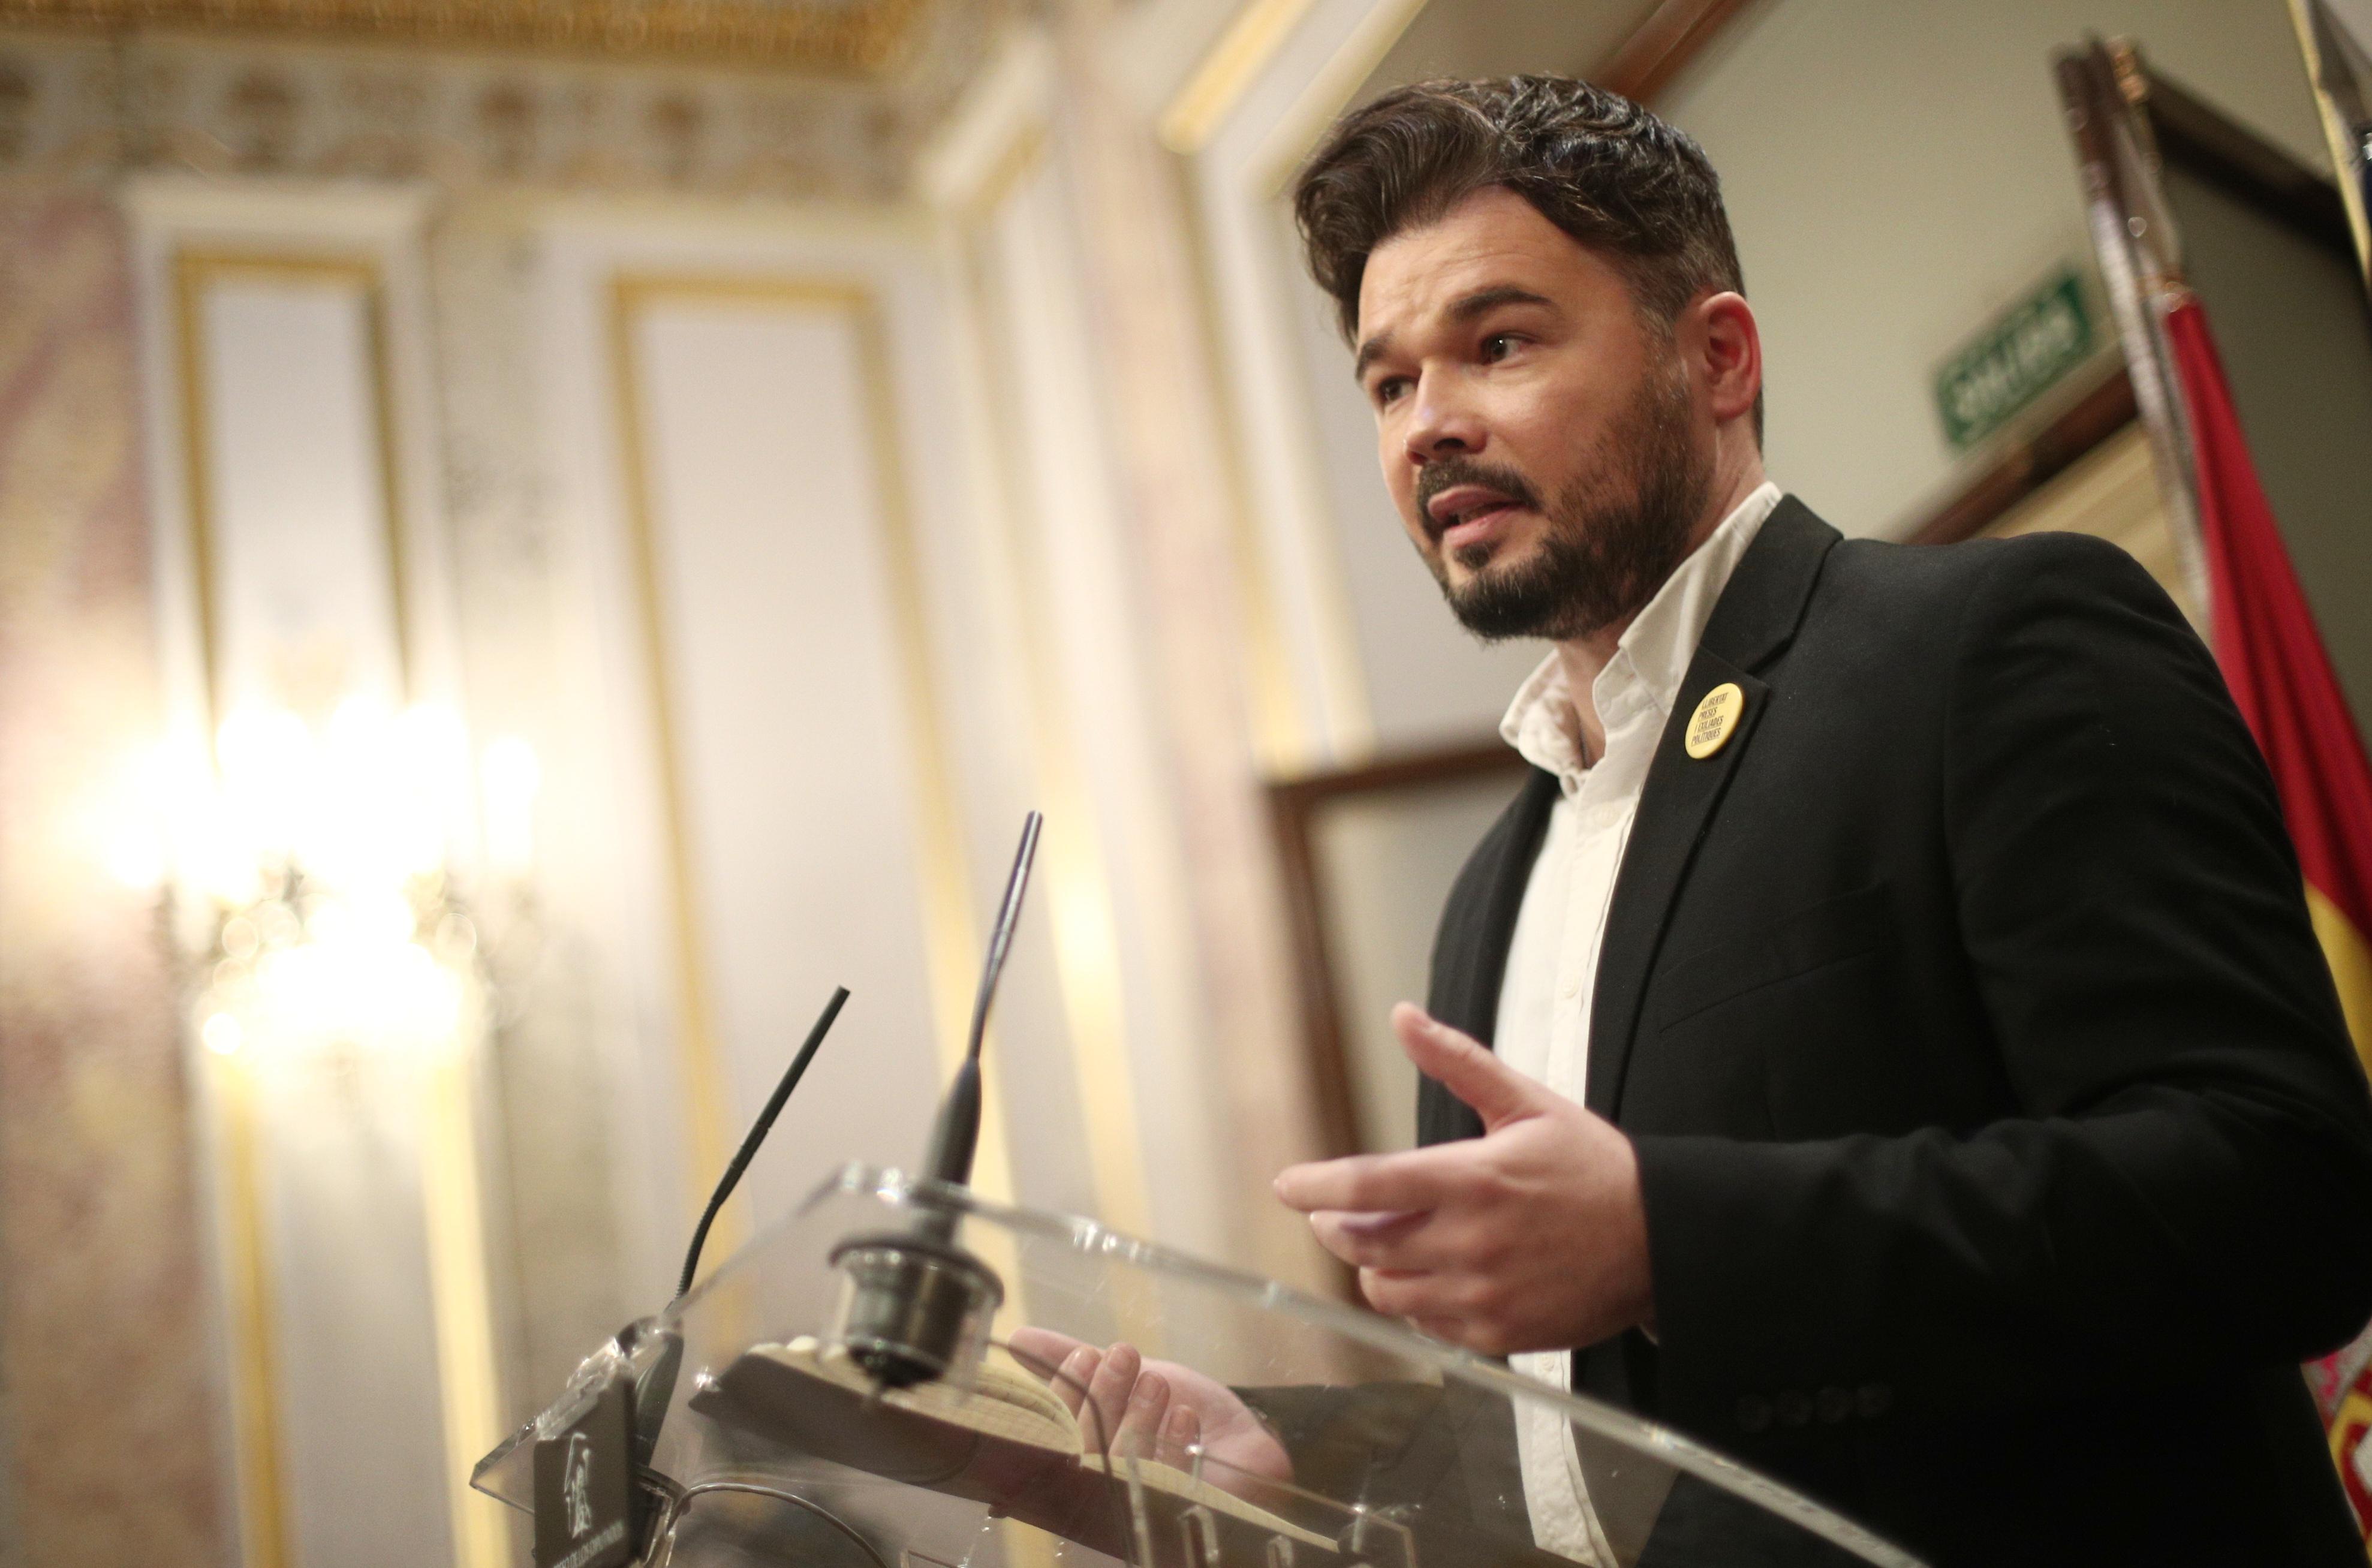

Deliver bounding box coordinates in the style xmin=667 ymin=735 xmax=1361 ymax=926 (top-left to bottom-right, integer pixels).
xmin=1495 ymin=480 xmax=1783 ymax=1563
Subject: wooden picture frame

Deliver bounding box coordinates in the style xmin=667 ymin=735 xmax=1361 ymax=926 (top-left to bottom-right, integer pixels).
xmin=1269 ymin=744 xmax=1531 ymax=1161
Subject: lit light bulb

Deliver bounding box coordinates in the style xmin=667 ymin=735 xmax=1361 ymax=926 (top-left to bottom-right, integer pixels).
xmin=395 ymin=703 xmax=470 ymax=880
xmin=216 ymin=705 xmax=317 ymax=867
xmin=85 ymin=741 xmax=174 ymax=892
xmin=179 ymin=693 xmax=486 ymax=1061
xmin=480 ymin=735 xmax=541 ymax=878
xmin=201 ymin=1012 xmax=243 ymax=1055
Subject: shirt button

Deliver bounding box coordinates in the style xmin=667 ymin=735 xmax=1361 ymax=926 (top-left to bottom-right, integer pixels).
xmin=1855 ymin=1383 xmax=1894 ymax=1418
xmin=1735 ymin=1395 xmax=1772 ymax=1433
xmin=1815 ymin=1386 xmax=1853 ymax=1424
xmin=1774 ymin=1391 xmax=1813 ymax=1428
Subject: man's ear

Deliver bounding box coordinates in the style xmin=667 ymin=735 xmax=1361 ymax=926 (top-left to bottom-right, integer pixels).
xmin=1693 ymin=290 xmax=1762 ymax=431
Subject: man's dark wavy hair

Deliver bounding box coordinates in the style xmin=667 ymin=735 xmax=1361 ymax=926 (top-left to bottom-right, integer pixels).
xmin=1292 ymin=75 xmax=1760 ymax=440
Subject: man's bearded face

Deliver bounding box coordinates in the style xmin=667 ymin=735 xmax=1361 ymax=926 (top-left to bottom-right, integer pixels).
xmin=1354 ymin=186 xmax=1717 ymax=645
xmin=1412 ymin=353 xmax=1708 ymax=642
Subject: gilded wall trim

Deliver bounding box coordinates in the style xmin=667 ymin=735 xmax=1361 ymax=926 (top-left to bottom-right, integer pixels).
xmin=1163 ymin=0 xmax=1437 ymax=768
xmin=171 ymin=251 xmax=408 ymax=1568
xmin=424 ymin=1051 xmax=510 ymax=1568
xmin=604 ymin=277 xmax=738 ymax=1248
xmin=951 ymin=136 xmax=1155 ymax=1238
xmin=1157 ymin=0 xmax=1317 ymax=155
xmin=605 ymin=273 xmax=1022 ymax=1262
xmin=0 ymin=0 xmax=926 ymax=74
xmin=0 ymin=14 xmax=1001 ymax=200
xmin=1167 ymin=159 xmax=1312 ymax=773
xmin=205 ymin=1051 xmax=291 ymax=1568
xmin=168 ymin=234 xmax=503 ymax=1568
xmin=171 ymin=249 xmax=413 ymax=726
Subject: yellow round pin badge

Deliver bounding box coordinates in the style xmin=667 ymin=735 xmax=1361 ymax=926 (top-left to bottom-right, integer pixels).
xmin=1684 ymin=682 xmax=1745 ymax=759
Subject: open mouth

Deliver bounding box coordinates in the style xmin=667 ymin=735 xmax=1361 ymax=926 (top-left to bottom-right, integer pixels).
xmin=1424 ymin=481 xmax=1532 ymax=552
xmin=1440 ymin=499 xmax=1523 ymax=550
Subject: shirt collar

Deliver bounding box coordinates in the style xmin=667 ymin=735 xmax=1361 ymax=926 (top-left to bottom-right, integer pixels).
xmin=1499 ymin=481 xmax=1786 ymax=787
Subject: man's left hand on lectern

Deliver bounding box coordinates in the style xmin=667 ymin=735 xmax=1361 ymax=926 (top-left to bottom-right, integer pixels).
xmin=1006 ymin=1328 xmax=1293 ymax=1485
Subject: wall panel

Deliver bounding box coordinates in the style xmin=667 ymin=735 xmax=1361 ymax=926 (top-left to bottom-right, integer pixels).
xmin=183 ymin=265 xmax=408 ymax=723
xmin=529 ymin=209 xmax=1071 ymax=1310
xmin=129 ymin=182 xmax=504 ymax=1568
xmin=610 ymin=278 xmax=956 ymax=1239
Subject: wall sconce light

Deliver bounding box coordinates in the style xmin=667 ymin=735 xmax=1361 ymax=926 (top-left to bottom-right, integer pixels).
xmin=146 ymin=696 xmax=540 ymax=1066
xmin=83 ymin=693 xmax=539 ymax=1568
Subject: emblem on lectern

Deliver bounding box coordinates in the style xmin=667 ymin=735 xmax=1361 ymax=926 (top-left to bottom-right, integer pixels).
xmin=533 ymin=1373 xmax=633 ymax=1568
xmin=562 ymin=1432 xmax=595 ymax=1539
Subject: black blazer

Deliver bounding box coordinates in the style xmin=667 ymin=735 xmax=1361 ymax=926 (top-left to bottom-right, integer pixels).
xmin=1420 ymin=498 xmax=2372 ymax=1566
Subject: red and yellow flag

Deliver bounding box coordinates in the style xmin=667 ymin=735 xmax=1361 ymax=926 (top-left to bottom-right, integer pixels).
xmin=2162 ymin=293 xmax=2372 ymax=1535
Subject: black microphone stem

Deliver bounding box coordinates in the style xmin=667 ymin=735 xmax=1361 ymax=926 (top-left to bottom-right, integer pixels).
xmin=830 ymin=811 xmax=1041 ymax=1389
xmin=677 ymin=985 xmax=851 ymax=1301
xmin=921 ymin=810 xmax=1040 ymax=1193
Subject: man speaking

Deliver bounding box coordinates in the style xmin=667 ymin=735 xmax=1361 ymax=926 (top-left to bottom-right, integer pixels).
xmin=1260 ymin=74 xmax=2372 ymax=1563
xmin=1041 ymin=75 xmax=2372 ymax=1564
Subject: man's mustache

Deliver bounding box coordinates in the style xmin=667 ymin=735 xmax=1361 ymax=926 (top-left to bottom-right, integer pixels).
xmin=1413 ymin=458 xmax=1541 ymax=541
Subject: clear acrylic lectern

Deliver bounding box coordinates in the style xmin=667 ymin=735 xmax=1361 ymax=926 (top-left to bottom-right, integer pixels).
xmin=475 ymin=1164 xmax=1924 ymax=1568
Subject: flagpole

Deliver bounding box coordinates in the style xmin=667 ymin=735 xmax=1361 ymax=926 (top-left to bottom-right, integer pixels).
xmin=2065 ymin=33 xmax=2372 ymax=1533
xmin=2287 ymin=0 xmax=2372 ymax=295
xmin=2052 ymin=38 xmax=2213 ymax=622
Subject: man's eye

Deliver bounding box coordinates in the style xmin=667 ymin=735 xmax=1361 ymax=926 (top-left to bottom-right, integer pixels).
xmin=1481 ymin=333 xmax=1519 ymax=362
xmin=1374 ymin=377 xmax=1408 ymax=407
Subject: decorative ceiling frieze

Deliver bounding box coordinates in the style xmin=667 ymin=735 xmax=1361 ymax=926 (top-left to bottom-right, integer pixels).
xmin=0 ymin=0 xmax=926 ymax=74
xmin=0 ymin=0 xmax=1004 ymax=195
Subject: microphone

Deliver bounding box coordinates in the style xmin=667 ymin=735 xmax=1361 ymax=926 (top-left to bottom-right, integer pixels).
xmin=630 ymin=985 xmax=853 ymax=1476
xmin=924 ymin=809 xmax=1040 ymax=1201
xmin=834 ymin=810 xmax=1041 ymax=1389
xmin=679 ymin=985 xmax=852 ymax=1301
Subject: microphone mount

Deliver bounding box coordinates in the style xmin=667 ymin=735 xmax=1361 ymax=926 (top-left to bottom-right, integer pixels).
xmin=834 ymin=810 xmax=1041 ymax=1389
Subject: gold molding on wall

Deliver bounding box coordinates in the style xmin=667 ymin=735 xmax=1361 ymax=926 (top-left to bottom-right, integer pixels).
xmin=1166 ymin=161 xmax=1316 ymax=774
xmin=953 ymin=131 xmax=1155 ymax=1238
xmin=1246 ymin=0 xmax=1425 ymax=763
xmin=604 ymin=278 xmax=739 ymax=1255
xmin=171 ymin=240 xmax=504 ymax=1568
xmin=173 ymin=249 xmax=406 ymax=1568
xmin=423 ymin=1049 xmax=510 ymax=1568
xmin=172 ymin=251 xmax=415 ymax=728
xmin=1246 ymin=0 xmax=1424 ymax=197
xmin=204 ymin=1051 xmax=290 ymax=1568
xmin=0 ymin=0 xmax=926 ymax=73
xmin=959 ymin=119 xmax=1050 ymax=231
xmin=1158 ymin=0 xmax=1321 ymax=155
xmin=1161 ymin=0 xmax=1428 ymax=768
xmin=605 ymin=272 xmax=1022 ymax=1248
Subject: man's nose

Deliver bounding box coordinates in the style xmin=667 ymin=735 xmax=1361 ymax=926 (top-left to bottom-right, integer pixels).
xmin=1403 ymin=372 xmax=1485 ymax=463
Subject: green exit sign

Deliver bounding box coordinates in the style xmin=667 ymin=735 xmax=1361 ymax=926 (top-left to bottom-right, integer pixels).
xmin=1934 ymin=269 xmax=2096 ymax=450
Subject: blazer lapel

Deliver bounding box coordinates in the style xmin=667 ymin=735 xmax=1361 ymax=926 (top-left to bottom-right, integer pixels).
xmin=1439 ymin=766 xmax=1560 ymax=1045
xmin=1420 ymin=765 xmax=1558 ymax=1146
xmin=1583 ymin=499 xmax=1841 ymax=1118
